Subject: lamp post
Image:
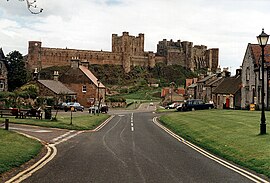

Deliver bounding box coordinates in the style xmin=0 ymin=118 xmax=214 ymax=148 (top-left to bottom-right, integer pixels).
xmin=257 ymin=28 xmax=269 ymax=135
xmin=97 ymin=80 xmax=100 ymax=115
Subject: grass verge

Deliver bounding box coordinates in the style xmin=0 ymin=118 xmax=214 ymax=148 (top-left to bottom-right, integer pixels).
xmin=0 ymin=129 xmax=42 ymax=175
xmin=0 ymin=113 xmax=110 ymax=130
xmin=159 ymin=109 xmax=270 ymax=178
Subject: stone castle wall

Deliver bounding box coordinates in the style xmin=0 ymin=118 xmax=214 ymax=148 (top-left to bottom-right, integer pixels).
xmin=27 ymin=32 xmax=219 ymax=73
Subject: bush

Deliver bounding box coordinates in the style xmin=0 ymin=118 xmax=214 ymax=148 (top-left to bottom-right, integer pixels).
xmin=106 ymin=97 xmax=126 ymax=102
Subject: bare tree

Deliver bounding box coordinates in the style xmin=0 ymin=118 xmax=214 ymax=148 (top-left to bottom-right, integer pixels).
xmin=7 ymin=0 xmax=43 ymax=14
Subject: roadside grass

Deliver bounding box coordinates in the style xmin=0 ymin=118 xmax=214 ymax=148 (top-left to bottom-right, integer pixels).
xmin=0 ymin=129 xmax=42 ymax=175
xmin=159 ymin=109 xmax=270 ymax=178
xmin=0 ymin=114 xmax=110 ymax=130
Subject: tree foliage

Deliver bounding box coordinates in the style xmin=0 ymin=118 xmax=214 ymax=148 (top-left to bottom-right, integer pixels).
xmin=7 ymin=50 xmax=28 ymax=91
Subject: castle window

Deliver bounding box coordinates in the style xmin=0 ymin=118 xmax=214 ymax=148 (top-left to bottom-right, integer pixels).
xmin=82 ymin=85 xmax=87 ymax=93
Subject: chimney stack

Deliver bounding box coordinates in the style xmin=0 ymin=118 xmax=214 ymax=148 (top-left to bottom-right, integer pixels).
xmin=53 ymin=71 xmax=59 ymax=81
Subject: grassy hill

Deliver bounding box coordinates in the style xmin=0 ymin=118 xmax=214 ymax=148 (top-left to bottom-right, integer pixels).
xmin=39 ymin=63 xmax=198 ymax=101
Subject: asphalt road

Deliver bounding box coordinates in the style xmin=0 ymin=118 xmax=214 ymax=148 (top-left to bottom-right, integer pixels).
xmin=21 ymin=106 xmax=255 ymax=183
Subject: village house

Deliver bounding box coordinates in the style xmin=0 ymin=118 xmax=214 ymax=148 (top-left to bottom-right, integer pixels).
xmin=59 ymin=59 xmax=106 ymax=107
xmin=196 ymin=74 xmax=217 ymax=102
xmin=204 ymin=68 xmax=231 ymax=104
xmin=0 ymin=48 xmax=8 ymax=91
xmin=185 ymin=78 xmax=198 ymax=99
xmin=241 ymin=44 xmax=270 ymax=109
xmin=213 ymin=71 xmax=242 ymax=109
xmin=36 ymin=78 xmax=77 ymax=104
xmin=161 ymin=86 xmax=185 ymax=106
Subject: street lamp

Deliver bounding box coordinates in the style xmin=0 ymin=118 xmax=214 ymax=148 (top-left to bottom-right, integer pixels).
xmin=97 ymin=79 xmax=100 ymax=115
xmin=257 ymin=28 xmax=269 ymax=135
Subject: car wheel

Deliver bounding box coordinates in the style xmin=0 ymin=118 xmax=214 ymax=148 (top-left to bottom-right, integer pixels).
xmin=209 ymin=106 xmax=212 ymax=109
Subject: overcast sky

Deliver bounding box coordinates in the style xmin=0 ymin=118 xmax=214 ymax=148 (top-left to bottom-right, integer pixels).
xmin=1 ymin=0 xmax=270 ymax=74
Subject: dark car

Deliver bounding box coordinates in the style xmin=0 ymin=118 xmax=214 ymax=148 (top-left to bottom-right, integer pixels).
xmin=181 ymin=99 xmax=214 ymax=111
xmin=65 ymin=102 xmax=84 ymax=112
xmin=54 ymin=102 xmax=68 ymax=110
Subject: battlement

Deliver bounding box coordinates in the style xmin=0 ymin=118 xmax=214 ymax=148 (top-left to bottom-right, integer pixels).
xmin=27 ymin=32 xmax=218 ymax=73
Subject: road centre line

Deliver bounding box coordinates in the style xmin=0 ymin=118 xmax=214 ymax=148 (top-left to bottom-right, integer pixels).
xmin=153 ymin=117 xmax=269 ymax=183
xmin=131 ymin=113 xmax=134 ymax=132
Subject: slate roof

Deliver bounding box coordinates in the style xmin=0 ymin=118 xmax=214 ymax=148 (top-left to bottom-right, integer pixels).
xmin=188 ymin=83 xmax=197 ymax=88
xmin=79 ymin=65 xmax=105 ymax=88
xmin=38 ymin=80 xmax=76 ymax=95
xmin=213 ymin=76 xmax=241 ymax=94
xmin=206 ymin=77 xmax=223 ymax=87
xmin=0 ymin=48 xmax=5 ymax=60
xmin=197 ymin=74 xmax=216 ymax=83
xmin=249 ymin=44 xmax=270 ymax=64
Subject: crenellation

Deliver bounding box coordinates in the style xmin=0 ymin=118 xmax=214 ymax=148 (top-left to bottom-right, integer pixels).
xmin=27 ymin=32 xmax=218 ymax=73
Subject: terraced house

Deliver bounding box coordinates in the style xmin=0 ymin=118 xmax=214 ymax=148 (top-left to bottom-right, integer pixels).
xmin=0 ymin=48 xmax=8 ymax=91
xmin=241 ymin=43 xmax=270 ymax=109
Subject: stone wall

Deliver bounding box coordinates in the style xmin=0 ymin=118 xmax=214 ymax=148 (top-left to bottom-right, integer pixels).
xmin=27 ymin=32 xmax=219 ymax=73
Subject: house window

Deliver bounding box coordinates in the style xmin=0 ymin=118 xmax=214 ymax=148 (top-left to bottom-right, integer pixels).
xmin=0 ymin=80 xmax=4 ymax=90
xmin=259 ymin=66 xmax=262 ymax=80
xmin=82 ymin=85 xmax=87 ymax=93
xmin=246 ymin=67 xmax=250 ymax=81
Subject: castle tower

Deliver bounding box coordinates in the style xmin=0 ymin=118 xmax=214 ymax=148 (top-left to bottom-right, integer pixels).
xmin=148 ymin=51 xmax=155 ymax=68
xmin=112 ymin=32 xmax=145 ymax=72
xmin=28 ymin=41 xmax=42 ymax=71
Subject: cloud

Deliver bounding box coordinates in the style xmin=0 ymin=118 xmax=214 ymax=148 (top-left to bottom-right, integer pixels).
xmin=1 ymin=0 xmax=270 ymax=74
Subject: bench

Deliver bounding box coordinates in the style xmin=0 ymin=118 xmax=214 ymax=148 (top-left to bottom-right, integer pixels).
xmin=23 ymin=109 xmax=43 ymax=119
xmin=0 ymin=108 xmax=20 ymax=118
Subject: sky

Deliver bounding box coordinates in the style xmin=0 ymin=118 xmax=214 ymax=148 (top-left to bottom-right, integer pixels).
xmin=1 ymin=0 xmax=270 ymax=74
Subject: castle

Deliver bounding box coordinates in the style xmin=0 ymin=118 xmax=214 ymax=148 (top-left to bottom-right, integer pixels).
xmin=27 ymin=32 xmax=219 ymax=73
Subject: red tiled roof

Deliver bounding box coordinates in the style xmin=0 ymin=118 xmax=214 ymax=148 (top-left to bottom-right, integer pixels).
xmin=250 ymin=44 xmax=270 ymax=64
xmin=79 ymin=66 xmax=105 ymax=88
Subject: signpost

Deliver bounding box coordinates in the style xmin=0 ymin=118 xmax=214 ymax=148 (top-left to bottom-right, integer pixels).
xmin=70 ymin=106 xmax=75 ymax=125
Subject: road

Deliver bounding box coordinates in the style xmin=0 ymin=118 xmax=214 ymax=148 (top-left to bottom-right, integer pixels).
xmin=14 ymin=104 xmax=258 ymax=183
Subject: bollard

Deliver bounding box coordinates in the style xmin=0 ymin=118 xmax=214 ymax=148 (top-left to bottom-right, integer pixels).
xmin=5 ymin=118 xmax=9 ymax=130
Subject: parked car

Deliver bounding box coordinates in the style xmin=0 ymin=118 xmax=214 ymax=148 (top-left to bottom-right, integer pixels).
xmin=176 ymin=103 xmax=183 ymax=111
xmin=54 ymin=102 xmax=68 ymax=110
xmin=100 ymin=105 xmax=109 ymax=113
xmin=165 ymin=102 xmax=178 ymax=109
xmin=65 ymin=102 xmax=84 ymax=112
xmin=89 ymin=105 xmax=99 ymax=113
xmin=181 ymin=99 xmax=214 ymax=111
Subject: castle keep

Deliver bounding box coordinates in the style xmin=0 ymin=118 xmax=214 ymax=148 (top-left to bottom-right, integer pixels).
xmin=27 ymin=32 xmax=218 ymax=73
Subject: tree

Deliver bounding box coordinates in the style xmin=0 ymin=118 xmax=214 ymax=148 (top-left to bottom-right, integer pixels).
xmin=7 ymin=0 xmax=43 ymax=14
xmin=7 ymin=51 xmax=28 ymax=91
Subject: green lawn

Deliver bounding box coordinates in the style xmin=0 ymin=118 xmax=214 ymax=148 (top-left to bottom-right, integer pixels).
xmin=0 ymin=113 xmax=110 ymax=130
xmin=0 ymin=129 xmax=42 ymax=175
xmin=159 ymin=109 xmax=270 ymax=178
